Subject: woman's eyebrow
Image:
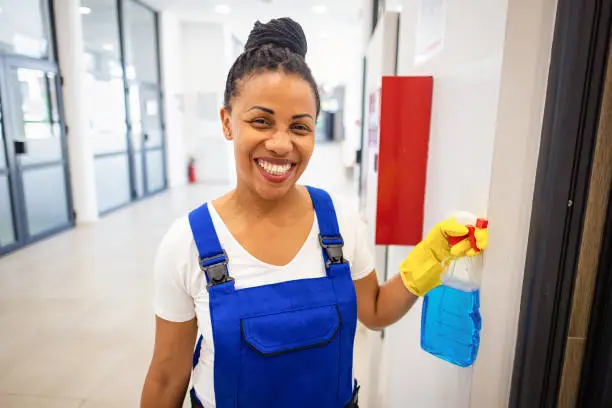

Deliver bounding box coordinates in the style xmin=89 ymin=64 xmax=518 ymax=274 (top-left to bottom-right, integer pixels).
xmin=246 ymin=106 xmax=313 ymax=120
xmin=247 ymin=106 xmax=274 ymax=114
xmin=292 ymin=113 xmax=314 ymax=120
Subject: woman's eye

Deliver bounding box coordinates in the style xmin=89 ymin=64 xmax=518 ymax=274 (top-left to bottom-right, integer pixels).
xmin=250 ymin=118 xmax=270 ymax=127
xmin=292 ymin=124 xmax=310 ymax=133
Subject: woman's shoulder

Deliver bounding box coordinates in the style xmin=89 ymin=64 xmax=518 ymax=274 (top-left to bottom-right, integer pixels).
xmin=307 ymin=188 xmax=364 ymax=235
xmin=156 ymin=215 xmax=199 ymax=268
xmin=161 ymin=215 xmax=193 ymax=247
xmin=154 ymin=213 xmax=206 ymax=293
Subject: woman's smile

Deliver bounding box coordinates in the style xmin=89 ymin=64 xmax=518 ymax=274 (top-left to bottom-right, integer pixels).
xmin=255 ymin=157 xmax=297 ymax=183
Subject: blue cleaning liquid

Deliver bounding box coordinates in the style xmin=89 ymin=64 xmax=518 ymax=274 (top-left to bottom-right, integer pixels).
xmin=420 ymin=284 xmax=482 ymax=367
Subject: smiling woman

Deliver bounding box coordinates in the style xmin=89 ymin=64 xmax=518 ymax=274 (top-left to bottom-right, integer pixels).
xmin=141 ymin=16 xmax=488 ymax=408
xmin=222 ymin=71 xmax=317 ymax=199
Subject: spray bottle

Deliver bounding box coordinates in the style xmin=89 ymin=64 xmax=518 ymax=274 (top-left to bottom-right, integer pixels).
xmin=420 ymin=212 xmax=488 ymax=367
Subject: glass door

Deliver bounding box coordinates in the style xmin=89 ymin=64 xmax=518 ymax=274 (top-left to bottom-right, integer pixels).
xmin=0 ymin=57 xmax=72 ymax=252
xmin=123 ymin=0 xmax=166 ymax=199
xmin=140 ymin=84 xmax=165 ymax=194
xmin=127 ymin=84 xmax=166 ymax=197
xmin=0 ymin=83 xmax=18 ymax=252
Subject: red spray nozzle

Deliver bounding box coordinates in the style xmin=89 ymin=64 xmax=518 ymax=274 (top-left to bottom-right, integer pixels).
xmin=448 ymin=218 xmax=488 ymax=253
xmin=476 ymin=218 xmax=489 ymax=229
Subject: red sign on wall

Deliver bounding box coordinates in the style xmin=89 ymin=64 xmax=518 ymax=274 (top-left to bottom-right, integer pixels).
xmin=375 ymin=76 xmax=434 ymax=246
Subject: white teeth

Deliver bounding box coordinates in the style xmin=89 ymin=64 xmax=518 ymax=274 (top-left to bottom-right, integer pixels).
xmin=257 ymin=160 xmax=292 ymax=176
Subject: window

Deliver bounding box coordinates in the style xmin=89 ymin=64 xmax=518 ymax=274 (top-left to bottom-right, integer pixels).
xmin=0 ymin=0 xmax=51 ymax=58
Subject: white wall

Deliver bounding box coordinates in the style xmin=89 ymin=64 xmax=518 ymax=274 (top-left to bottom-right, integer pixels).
xmin=382 ymin=0 xmax=508 ymax=402
xmin=367 ymin=0 xmax=558 ymax=407
xmin=179 ymin=21 xmax=233 ymax=184
xmin=159 ymin=11 xmax=187 ymax=188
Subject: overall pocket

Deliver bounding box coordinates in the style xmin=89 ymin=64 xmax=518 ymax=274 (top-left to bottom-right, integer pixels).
xmin=238 ymin=305 xmax=343 ymax=408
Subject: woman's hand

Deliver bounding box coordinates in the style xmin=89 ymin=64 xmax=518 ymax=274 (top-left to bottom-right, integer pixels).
xmin=354 ymin=218 xmax=488 ymax=331
xmin=141 ymin=317 xmax=197 ymax=408
xmin=400 ymin=218 xmax=489 ymax=297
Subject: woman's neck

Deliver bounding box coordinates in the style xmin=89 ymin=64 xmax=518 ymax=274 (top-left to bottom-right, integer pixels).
xmin=224 ymin=183 xmax=308 ymax=222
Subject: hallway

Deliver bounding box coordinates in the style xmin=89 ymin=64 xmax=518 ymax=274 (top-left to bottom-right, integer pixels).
xmin=0 ymin=142 xmax=368 ymax=407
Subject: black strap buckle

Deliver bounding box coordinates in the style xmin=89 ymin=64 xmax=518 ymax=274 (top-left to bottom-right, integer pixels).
xmin=199 ymin=250 xmax=234 ymax=289
xmin=319 ymin=234 xmax=346 ymax=268
xmin=345 ymin=383 xmax=360 ymax=407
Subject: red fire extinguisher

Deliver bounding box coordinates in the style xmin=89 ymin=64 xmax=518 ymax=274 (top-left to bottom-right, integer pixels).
xmin=188 ymin=158 xmax=197 ymax=184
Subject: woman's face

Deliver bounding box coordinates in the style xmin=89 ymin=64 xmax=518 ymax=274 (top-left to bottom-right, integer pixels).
xmin=221 ymin=71 xmax=317 ymax=201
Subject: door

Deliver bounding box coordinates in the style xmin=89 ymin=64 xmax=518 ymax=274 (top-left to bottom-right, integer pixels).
xmin=122 ymin=0 xmax=166 ymax=200
xmin=0 ymin=57 xmax=73 ymax=255
xmin=0 ymin=80 xmax=18 ymax=252
xmin=127 ymin=83 xmax=165 ymax=198
xmin=509 ymin=0 xmax=612 ymax=405
xmin=139 ymin=84 xmax=165 ymax=194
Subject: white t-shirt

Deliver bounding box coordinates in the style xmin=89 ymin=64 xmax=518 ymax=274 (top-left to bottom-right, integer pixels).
xmin=153 ymin=194 xmax=375 ymax=407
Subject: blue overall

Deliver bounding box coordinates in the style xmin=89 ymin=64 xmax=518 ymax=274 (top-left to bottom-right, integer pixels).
xmin=187 ymin=186 xmax=358 ymax=408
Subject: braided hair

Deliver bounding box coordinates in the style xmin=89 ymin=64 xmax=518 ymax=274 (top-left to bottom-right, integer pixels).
xmin=223 ymin=18 xmax=321 ymax=116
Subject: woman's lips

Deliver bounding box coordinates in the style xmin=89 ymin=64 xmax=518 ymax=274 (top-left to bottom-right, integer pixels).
xmin=255 ymin=158 xmax=296 ymax=183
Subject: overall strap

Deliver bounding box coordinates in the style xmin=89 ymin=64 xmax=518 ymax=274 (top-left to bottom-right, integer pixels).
xmin=306 ymin=186 xmax=347 ymax=272
xmin=188 ymin=203 xmax=233 ymax=288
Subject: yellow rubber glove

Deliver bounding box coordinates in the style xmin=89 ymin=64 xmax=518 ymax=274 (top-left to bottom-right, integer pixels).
xmin=400 ymin=218 xmax=489 ymax=297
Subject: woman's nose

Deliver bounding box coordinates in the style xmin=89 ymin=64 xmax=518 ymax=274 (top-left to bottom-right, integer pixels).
xmin=265 ymin=131 xmax=292 ymax=155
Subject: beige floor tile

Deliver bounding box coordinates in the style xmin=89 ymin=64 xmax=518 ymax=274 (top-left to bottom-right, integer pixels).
xmin=0 ymin=394 xmax=83 ymax=408
xmin=0 ymin=325 xmax=129 ymax=398
xmin=80 ymin=344 xmax=158 ymax=408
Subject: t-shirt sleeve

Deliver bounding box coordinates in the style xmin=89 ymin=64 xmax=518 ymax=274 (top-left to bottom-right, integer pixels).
xmin=332 ymin=195 xmax=375 ymax=281
xmin=153 ymin=217 xmax=197 ymax=322
xmin=349 ymin=214 xmax=376 ymax=281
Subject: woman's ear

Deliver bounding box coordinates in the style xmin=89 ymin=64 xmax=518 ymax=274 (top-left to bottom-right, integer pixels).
xmin=220 ymin=107 xmax=233 ymax=140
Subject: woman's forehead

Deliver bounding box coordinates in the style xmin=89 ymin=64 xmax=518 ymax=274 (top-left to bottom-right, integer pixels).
xmin=235 ymin=71 xmax=317 ymax=114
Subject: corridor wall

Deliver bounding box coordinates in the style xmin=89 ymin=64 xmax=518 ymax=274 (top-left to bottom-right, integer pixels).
xmin=364 ymin=0 xmax=559 ymax=407
xmin=179 ymin=21 xmax=233 ymax=185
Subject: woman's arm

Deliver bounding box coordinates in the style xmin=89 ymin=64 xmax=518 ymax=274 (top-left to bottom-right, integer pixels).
xmin=354 ymin=218 xmax=489 ymax=330
xmin=354 ymin=270 xmax=417 ymax=331
xmin=141 ymin=317 xmax=198 ymax=408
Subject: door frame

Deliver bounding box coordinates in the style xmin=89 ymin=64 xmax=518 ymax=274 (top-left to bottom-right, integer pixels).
xmin=577 ymin=192 xmax=612 ymax=406
xmin=0 ymin=55 xmax=74 ymax=256
xmin=509 ymin=0 xmax=612 ymax=405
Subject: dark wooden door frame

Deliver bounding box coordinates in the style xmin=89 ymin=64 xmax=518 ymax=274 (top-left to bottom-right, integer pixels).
xmin=509 ymin=0 xmax=612 ymax=406
xmin=577 ymin=186 xmax=612 ymax=406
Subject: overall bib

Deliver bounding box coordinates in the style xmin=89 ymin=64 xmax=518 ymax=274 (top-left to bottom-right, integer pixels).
xmin=188 ymin=186 xmax=359 ymax=408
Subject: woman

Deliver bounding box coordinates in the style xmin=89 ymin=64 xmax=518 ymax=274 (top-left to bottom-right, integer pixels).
xmin=141 ymin=17 xmax=487 ymax=408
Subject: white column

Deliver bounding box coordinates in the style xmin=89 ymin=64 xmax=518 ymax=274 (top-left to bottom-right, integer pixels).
xmin=159 ymin=11 xmax=187 ymax=188
xmin=53 ymin=0 xmax=99 ymax=222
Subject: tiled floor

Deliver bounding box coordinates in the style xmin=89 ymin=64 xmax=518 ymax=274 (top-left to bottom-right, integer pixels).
xmin=0 ymin=142 xmax=371 ymax=407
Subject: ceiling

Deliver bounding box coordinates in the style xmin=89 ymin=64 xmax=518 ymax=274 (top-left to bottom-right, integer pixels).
xmin=140 ymin=0 xmax=367 ymax=86
xmin=141 ymin=0 xmax=364 ymax=24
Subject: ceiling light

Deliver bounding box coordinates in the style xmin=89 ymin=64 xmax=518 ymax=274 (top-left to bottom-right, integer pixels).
xmin=215 ymin=4 xmax=231 ymax=14
xmin=102 ymin=44 xmax=114 ymax=51
xmin=0 ymin=6 xmax=3 ymax=13
xmin=312 ymin=5 xmax=328 ymax=14
xmin=79 ymin=6 xmax=92 ymax=15
xmin=393 ymin=5 xmax=404 ymax=12
xmin=318 ymin=30 xmax=329 ymax=39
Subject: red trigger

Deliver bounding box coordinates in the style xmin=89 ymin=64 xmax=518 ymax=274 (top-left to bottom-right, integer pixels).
xmin=448 ymin=218 xmax=487 ymax=253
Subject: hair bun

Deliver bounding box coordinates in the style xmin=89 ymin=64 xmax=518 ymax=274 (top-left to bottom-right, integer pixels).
xmin=245 ymin=18 xmax=308 ymax=58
